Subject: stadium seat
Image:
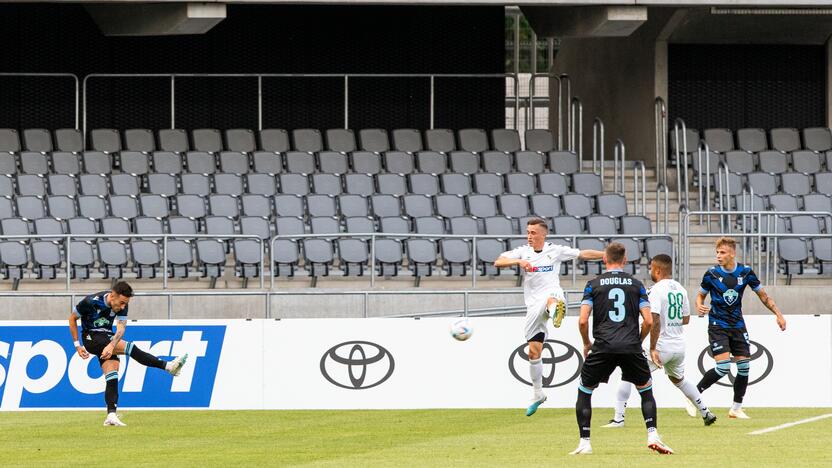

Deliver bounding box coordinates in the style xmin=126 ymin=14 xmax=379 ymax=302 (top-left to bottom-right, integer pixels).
xmin=317 ymin=151 xmax=349 ymax=174
xmin=737 ymin=128 xmax=768 ymax=152
xmin=505 ymin=173 xmax=535 ymax=195
xmin=338 ymin=194 xmax=370 ymax=218
xmin=791 ymin=151 xmax=823 ymax=175
xmin=572 ymin=173 xmax=602 ymax=197
xmin=491 ymin=129 xmax=521 ymax=153
xmin=124 ymin=129 xmax=156 ymax=153
xmin=781 ymin=172 xmax=812 ymax=197
xmin=192 ymin=129 xmax=223 ymax=153
xmin=158 ymin=129 xmax=189 ymax=153
xmin=90 ymin=129 xmax=121 ymax=154
xmin=440 ymin=173 xmax=472 ymax=196
xmin=449 ymin=151 xmax=480 ymax=174
xmin=537 ymin=173 xmax=569 ymax=196
xmin=408 ymin=173 xmax=440 ymax=196
xmin=758 ymin=151 xmax=788 ymax=175
xmin=241 ymin=194 xmax=271 ymax=218
xmin=370 ymin=194 xmax=402 ymax=218
xmin=120 ymin=151 xmax=150 ymax=176
xmin=259 ymin=129 xmax=290 ymax=153
xmin=358 ymin=129 xmax=390 ymax=153
xmin=285 ymin=151 xmax=316 ymax=174
xmin=186 ymin=151 xmax=217 ymax=174
xmin=472 ymin=173 xmax=503 ymax=195
xmin=307 ymin=194 xmax=338 ymax=218
xmin=703 ymin=128 xmax=734 ymax=153
xmin=406 ymin=238 xmax=437 ymax=280
xmin=109 ymin=195 xmax=140 ymax=221
xmin=424 ymin=129 xmax=456 ymax=153
xmin=132 ymin=240 xmax=162 ymax=278
xmin=548 ymin=151 xmax=579 ymax=175
xmin=69 ymin=241 xmax=94 ymax=280
xmin=415 ymin=151 xmax=447 ymax=174
xmin=214 ymin=173 xmax=245 ymax=196
xmin=770 ymin=128 xmax=801 ymax=153
xmin=374 ymin=238 xmax=404 ymax=277
xmin=51 ymin=152 xmax=81 ymax=175
xmin=30 ymin=239 xmax=63 ymax=280
xmin=166 ymin=240 xmax=193 ymax=278
xmin=311 ymin=173 xmax=342 ymax=195
xmin=402 ymin=194 xmax=434 ymax=219
xmin=17 ymin=174 xmax=47 ymax=197
xmin=55 ymin=129 xmax=84 ymax=153
xmin=383 ymin=151 xmax=415 ymax=174
xmin=252 ymin=151 xmax=283 ymax=175
xmin=225 ymin=129 xmax=256 ymax=153
xmin=325 ymin=128 xmax=357 ymax=153
xmin=23 ymin=128 xmax=53 ymax=153
xmin=98 ymin=240 xmax=129 ymax=279
xmin=457 ymin=129 xmax=489 ymax=153
xmin=345 ymin=173 xmax=374 ymax=196
xmin=802 ymin=127 xmax=832 ymax=152
xmin=392 ymin=129 xmax=423 ymax=153
xmin=20 ymin=151 xmax=48 ymax=175
xmin=219 ymin=151 xmax=251 ymax=174
xmin=181 ymin=173 xmax=211 ymax=196
xmin=278 ymin=173 xmax=310 ymax=195
xmin=351 ymin=151 xmax=383 ymax=174
xmin=481 ymin=151 xmax=512 ymax=174
xmin=514 ymin=151 xmax=545 ymax=174
xmin=0 ymin=241 xmax=29 ymax=288
xmin=152 ymin=151 xmax=183 ymax=174
xmin=197 ymin=239 xmax=227 ymax=285
xmin=82 ymin=151 xmax=112 ymax=174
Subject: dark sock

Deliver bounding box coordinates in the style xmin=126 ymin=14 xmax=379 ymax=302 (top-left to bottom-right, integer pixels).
xmin=697 ymin=359 xmax=731 ymax=393
xmin=127 ymin=342 xmax=166 ymax=370
xmin=576 ymin=389 xmax=593 ymax=439
xmin=638 ymin=385 xmax=657 ymax=431
xmin=733 ymin=358 xmax=751 ymax=403
xmin=105 ymin=371 xmax=119 ymax=413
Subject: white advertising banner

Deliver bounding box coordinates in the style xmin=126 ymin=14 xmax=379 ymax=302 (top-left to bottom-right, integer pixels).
xmin=0 ymin=316 xmax=830 ymax=410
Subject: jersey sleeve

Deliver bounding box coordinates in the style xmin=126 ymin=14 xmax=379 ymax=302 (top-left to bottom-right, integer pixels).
xmin=682 ymin=290 xmax=691 ymax=317
xmin=638 ymin=282 xmax=650 ymax=310
xmin=116 ymin=306 xmax=129 ymax=321
xmin=73 ymin=296 xmax=93 ymax=318
xmin=648 ymin=286 xmax=662 ymax=315
xmin=581 ymin=281 xmax=593 ymax=306
xmin=552 ymin=244 xmax=580 ymax=262
xmin=699 ymin=271 xmax=711 ymax=295
xmin=746 ymin=268 xmax=762 ymax=292
xmin=499 ymin=246 xmax=523 ymax=260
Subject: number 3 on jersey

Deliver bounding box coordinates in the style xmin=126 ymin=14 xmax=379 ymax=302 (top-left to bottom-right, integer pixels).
xmin=608 ymin=288 xmax=626 ymax=322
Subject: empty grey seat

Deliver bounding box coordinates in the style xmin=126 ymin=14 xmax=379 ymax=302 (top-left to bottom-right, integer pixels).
xmin=791 ymin=215 xmax=821 ymax=235
xmin=514 ymin=151 xmax=545 ymax=174
xmin=318 ymin=151 xmax=349 ymax=174
xmin=770 ymin=128 xmax=801 ymax=153
xmin=219 ymin=152 xmax=250 ymax=174
xmin=415 ymin=151 xmax=447 ymax=174
xmin=425 ymin=129 xmax=456 ymax=153
xmin=34 ymin=217 xmax=64 ymax=235
xmin=802 ymin=127 xmax=832 ymax=152
xmin=176 ymin=194 xmax=207 ymax=220
xmin=292 ymin=129 xmax=323 ymax=153
xmin=473 ymin=173 xmax=503 ymax=195
xmin=572 ymin=173 xmax=603 ymax=196
xmin=408 ymin=173 xmax=440 ymax=196
xmin=733 ymin=192 xmax=766 ymax=211
xmin=111 ymin=173 xmax=141 ymax=196
xmin=376 ymin=174 xmax=407 ymax=195
xmin=0 ymin=175 xmax=12 ymax=199
xmin=792 ymin=151 xmax=822 ymax=175
xmin=436 ymin=194 xmax=466 ymax=219
xmin=370 ymin=194 xmax=402 ymax=218
xmin=440 ymin=173 xmax=472 ymax=196
xmin=325 ymin=129 xmax=357 ymax=153
xmin=78 ymin=196 xmax=107 ymax=221
xmin=781 ymin=172 xmax=812 ymax=197
xmin=548 ymin=151 xmax=580 ymax=174
xmin=597 ymin=193 xmax=628 ymax=219
xmin=27 ymin=244 xmax=60 ymax=280
xmin=120 ymin=151 xmax=150 ymax=176
xmin=691 ymin=150 xmax=723 ymax=187
xmin=109 ymin=195 xmax=139 ymax=220
xmin=813 ymin=238 xmax=832 ymax=274
xmin=166 ymin=240 xmax=193 ymax=278
xmin=374 ymin=238 xmax=403 ymax=277
xmin=241 ymin=194 xmax=271 ymax=218
xmin=278 ymin=174 xmax=310 ymax=195
xmin=192 ymin=129 xmax=223 ymax=153
xmin=20 ymin=152 xmax=48 ymax=175
xmin=147 ymin=173 xmax=177 ymax=197
xmin=440 ymin=239 xmax=471 ymax=276
xmin=358 ymin=129 xmax=390 ymax=153
xmin=90 ymin=129 xmax=121 ymax=153
xmin=379 ymin=216 xmax=409 ymax=233
xmin=68 ymin=217 xmax=97 ymax=235
xmin=0 ymin=241 xmax=28 ymax=285
xmin=23 ymin=129 xmax=53 ymax=153
xmin=135 ymin=217 xmax=165 ymax=238
xmin=414 ymin=216 xmax=446 ymax=235
xmin=562 ymin=193 xmax=593 ymax=219
xmin=0 ymin=153 xmax=14 ymax=177
xmin=803 ymin=194 xmax=832 ymax=231
xmin=82 ymin=151 xmax=111 ymax=174
xmin=234 ymin=238 xmax=263 ymax=280
xmin=55 ymin=129 xmax=84 ymax=152
xmin=383 ymin=151 xmax=415 ymax=174
xmin=307 ymin=194 xmax=338 ymax=217
xmin=726 ymin=150 xmax=756 ymax=175
xmin=51 ymin=152 xmax=81 ymax=175
xmin=530 ymin=193 xmax=561 ymax=220
xmin=101 ymin=217 xmax=131 ymax=240
xmin=240 ymin=216 xmax=271 ymax=240
xmin=815 ymin=172 xmax=832 ymax=194
xmin=272 ymin=232 xmax=300 ymax=277
xmin=618 ymin=238 xmax=643 ymax=274
xmin=197 ymin=239 xmax=227 ymax=281
xmin=467 ymin=194 xmax=498 ymax=218
xmin=274 ymin=194 xmax=305 ymax=218
xmin=587 ymin=215 xmax=617 ymax=236
xmin=351 ymin=151 xmax=382 ymax=174
xmin=209 ymin=194 xmax=240 ymax=218
xmin=79 ymin=174 xmax=108 ymax=196
xmin=152 ymin=151 xmax=183 ymax=174
xmin=16 ymin=196 xmax=46 ymax=221
xmin=403 ymin=194 xmax=434 ymax=218
xmin=768 ymin=194 xmax=798 ymax=212
xmin=246 ymin=173 xmax=277 ymax=196
xmin=181 ymin=173 xmax=211 ymax=196
xmin=482 ymin=151 xmax=512 ymax=174
xmin=68 ymin=241 xmax=94 ymax=279
xmin=484 ymin=215 xmax=514 ymax=235
xmin=779 ymin=239 xmax=808 ymax=275
xmin=491 ymin=129 xmax=521 ymax=153
xmin=2 ymin=218 xmax=30 ymax=235
xmin=747 ymin=172 xmax=778 ymax=197
xmin=645 ymin=237 xmax=673 ymax=260
xmin=169 ymin=216 xmax=198 ymax=237
xmin=620 ymin=215 xmax=652 ymax=235
xmin=737 ymin=128 xmax=768 ymax=152
xmin=17 ymin=174 xmax=47 ymax=196
xmin=205 ymin=216 xmax=236 ymax=238
xmin=406 ymin=238 xmax=437 ymax=278
xmin=758 ymin=151 xmax=788 ymax=175
xmin=669 ymin=128 xmax=700 ymax=154
xmin=285 ymin=151 xmax=317 ymax=174
xmin=449 ymin=151 xmax=480 ymax=174
xmin=252 ymin=151 xmax=283 ymax=175
xmin=185 ymin=151 xmax=217 ymax=174
xmin=338 ymin=194 xmax=370 ymax=218
xmin=124 ymin=129 xmax=155 ymax=153
xmin=458 ymin=129 xmax=489 ymax=153
xmin=140 ymin=194 xmax=170 ymax=218
xmin=214 ymin=173 xmax=244 ymax=196
xmin=158 ymin=129 xmax=189 ymax=153
xmin=47 ymin=174 xmax=76 ymax=197
xmin=132 ymin=240 xmax=161 ymax=278
xmin=310 ymin=217 xmax=340 ymax=236
xmin=311 ymin=173 xmax=342 ymax=195
xmin=345 ymin=216 xmax=375 ymax=235
xmin=499 ymin=194 xmax=530 ymax=221
xmin=476 ymin=238 xmax=510 ymax=276
xmin=525 ymin=129 xmax=555 ymax=153
xmin=225 ymin=129 xmax=256 ymax=153
xmin=392 ymin=129 xmax=423 ymax=153
xmin=703 ymin=128 xmax=734 ymax=153
xmin=344 ymin=173 xmax=374 ymax=195
xmin=449 ymin=216 xmax=479 ymax=235
xmin=259 ymin=129 xmax=290 ymax=153
xmin=505 ymin=173 xmax=535 ymax=194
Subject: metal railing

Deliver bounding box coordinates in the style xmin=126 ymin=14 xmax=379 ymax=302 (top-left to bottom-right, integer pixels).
xmin=0 ymin=73 xmax=80 ymax=130
xmin=0 ymin=233 xmax=264 ymax=290
xmin=654 ymin=97 xmax=668 ymax=187
xmin=83 ymin=73 xmax=520 ymax=136
xmin=695 ymin=141 xmax=714 ymax=228
xmin=570 ymin=97 xmax=583 ymax=164
xmin=673 ymin=118 xmax=691 ymax=209
xmin=613 ymin=139 xmax=626 ymax=194
xmin=529 ymin=73 xmax=571 ymax=149
xmin=592 ymin=117 xmax=604 ymax=176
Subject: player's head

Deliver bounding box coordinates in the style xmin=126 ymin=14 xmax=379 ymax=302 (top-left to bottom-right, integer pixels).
xmin=526 ymin=218 xmax=548 ymax=249
xmin=109 ymin=281 xmax=134 ymax=312
xmin=649 ymin=254 xmax=672 ymax=282
xmin=715 ymin=236 xmax=736 ymax=267
xmin=603 ymin=242 xmax=626 ymax=269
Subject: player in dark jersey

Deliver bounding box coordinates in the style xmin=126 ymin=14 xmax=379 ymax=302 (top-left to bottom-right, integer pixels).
xmin=696 ymin=237 xmax=786 ymax=419
xmin=68 ymin=281 xmax=188 ymax=426
xmin=570 ymin=243 xmax=673 ymax=455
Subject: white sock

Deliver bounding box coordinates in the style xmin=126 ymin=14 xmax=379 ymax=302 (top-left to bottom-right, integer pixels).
xmin=614 ymin=382 xmax=632 ymax=421
xmin=676 ymin=379 xmax=710 ymax=417
xmin=580 ymin=437 xmax=591 ymax=443
xmin=647 ymin=426 xmax=658 ymax=439
xmin=731 ymin=401 xmax=743 ymax=411
xmin=530 ymin=358 xmax=543 ymax=396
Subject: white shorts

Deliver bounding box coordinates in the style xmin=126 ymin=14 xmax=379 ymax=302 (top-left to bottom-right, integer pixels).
xmin=523 ymin=290 xmax=565 ymax=341
xmin=648 ymin=350 xmax=685 ymax=379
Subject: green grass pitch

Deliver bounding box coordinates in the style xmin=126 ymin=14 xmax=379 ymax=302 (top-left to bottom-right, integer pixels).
xmin=2 ymin=408 xmax=830 ymax=466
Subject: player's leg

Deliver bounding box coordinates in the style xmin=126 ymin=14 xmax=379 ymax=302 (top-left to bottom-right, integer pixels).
xmin=525 ymin=334 xmax=547 ymax=416
xmin=624 ymin=354 xmax=673 ymax=454
xmin=602 ymin=381 xmax=632 ymax=428
xmin=570 ymin=353 xmax=615 ymax=455
xmin=117 ymin=340 xmax=188 ymax=376
xmin=100 ymin=358 xmax=126 ymax=426
xmin=664 ymin=352 xmax=716 ymax=425
xmin=697 ymin=328 xmax=732 ymax=393
xmin=729 ymin=329 xmax=752 ymax=418
xmin=546 ymin=290 xmax=567 ymax=328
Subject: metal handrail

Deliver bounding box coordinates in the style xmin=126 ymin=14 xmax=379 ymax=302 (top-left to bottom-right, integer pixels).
xmin=716 ymin=161 xmax=731 ymax=232
xmin=613 ymin=139 xmax=626 ymax=194
xmin=654 ymin=97 xmax=668 ymax=187
xmin=529 ymin=73 xmax=570 ymax=149
xmin=696 ymin=140 xmax=715 ymax=230
xmin=633 ymin=160 xmax=647 ymax=216
xmin=83 ymin=73 xmax=520 ymax=135
xmin=656 ymin=183 xmax=669 ymax=234
xmin=570 ymin=97 xmax=583 ymax=164
xmin=0 ymin=73 xmax=79 ymax=130
xmin=0 ymin=233 xmax=264 ymax=290
xmin=592 ymin=117 xmax=604 ymax=176
xmin=673 ymin=118 xmax=690 ymax=209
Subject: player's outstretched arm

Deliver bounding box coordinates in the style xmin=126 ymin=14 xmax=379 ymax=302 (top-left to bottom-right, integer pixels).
xmin=68 ymin=313 xmax=89 ymax=359
xmin=755 ymin=288 xmax=786 ymax=331
xmin=578 ymin=304 xmax=592 ymax=358
xmin=577 ymin=249 xmax=604 ymax=261
xmin=494 ymin=255 xmax=531 ymax=271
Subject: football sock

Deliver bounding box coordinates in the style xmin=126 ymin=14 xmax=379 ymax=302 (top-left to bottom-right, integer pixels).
xmin=576 ymin=387 xmax=593 ymax=439
xmin=105 ymin=371 xmax=119 ymax=413
xmin=697 ymin=359 xmax=731 ymax=392
xmin=638 ymin=385 xmax=658 ymax=432
xmin=529 ymin=358 xmax=543 ymax=396
xmin=126 ymin=342 xmax=166 ymax=370
xmin=733 ymin=358 xmax=751 ymax=405
xmin=676 ymin=379 xmax=710 ymax=417
xmin=614 ymin=382 xmax=631 ymax=421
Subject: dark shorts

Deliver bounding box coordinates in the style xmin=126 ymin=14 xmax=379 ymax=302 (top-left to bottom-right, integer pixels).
xmin=579 ymin=352 xmax=652 ymax=389
xmin=82 ymin=331 xmax=120 ymax=365
xmin=528 ymin=332 xmax=545 ymax=343
xmin=708 ymin=326 xmax=750 ymax=357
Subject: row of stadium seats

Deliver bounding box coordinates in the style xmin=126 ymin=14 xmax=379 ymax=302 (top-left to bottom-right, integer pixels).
xmin=694 ymin=149 xmax=832 ymax=178
xmin=671 ymin=126 xmax=832 ymax=154
xmin=0 ymin=127 xmax=564 ymax=155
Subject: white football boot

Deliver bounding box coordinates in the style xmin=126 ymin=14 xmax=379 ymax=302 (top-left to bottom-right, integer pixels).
xmin=166 ymin=353 xmax=189 ymax=377
xmin=728 ymin=407 xmax=751 ymax=419
xmin=602 ymin=419 xmax=625 ymax=428
xmin=647 ymin=433 xmax=674 ymax=454
xmin=103 ymin=412 xmax=126 ymax=427
xmin=569 ymin=439 xmax=593 ymax=455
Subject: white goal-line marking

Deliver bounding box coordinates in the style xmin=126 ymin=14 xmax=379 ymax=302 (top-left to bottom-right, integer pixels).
xmin=748 ymin=413 xmax=832 ymax=435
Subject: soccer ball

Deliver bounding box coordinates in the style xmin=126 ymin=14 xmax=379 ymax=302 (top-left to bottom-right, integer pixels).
xmin=450 ymin=318 xmax=473 ymax=341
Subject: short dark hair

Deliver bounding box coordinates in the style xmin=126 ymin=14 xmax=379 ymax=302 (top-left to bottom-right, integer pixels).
xmin=526 ymin=217 xmax=548 ymax=231
xmin=112 ymin=281 xmax=134 ymax=298
xmin=651 ymin=254 xmax=672 ymax=273
xmin=605 ymin=242 xmax=626 ymax=264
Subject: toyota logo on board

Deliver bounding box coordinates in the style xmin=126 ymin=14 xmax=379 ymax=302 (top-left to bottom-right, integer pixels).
xmin=508 ymin=340 xmax=583 ymax=388
xmin=697 ymin=340 xmax=773 ymax=386
xmin=320 ymin=341 xmax=395 ymax=390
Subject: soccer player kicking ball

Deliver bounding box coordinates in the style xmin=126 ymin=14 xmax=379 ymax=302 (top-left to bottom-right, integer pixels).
xmin=494 ymin=218 xmax=603 ymax=417
xmin=696 ymin=237 xmax=786 ymax=419
xmin=603 ymin=254 xmax=716 ymax=428
xmin=570 ymin=243 xmax=673 ymax=455
xmin=68 ymin=281 xmax=188 ymax=426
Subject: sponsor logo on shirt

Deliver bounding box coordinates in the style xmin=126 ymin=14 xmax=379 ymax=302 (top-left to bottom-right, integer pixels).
xmin=530 ymin=265 xmax=554 ymax=272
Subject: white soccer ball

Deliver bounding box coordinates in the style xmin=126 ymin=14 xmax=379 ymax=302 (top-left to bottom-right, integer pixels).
xmin=450 ymin=318 xmax=473 ymax=341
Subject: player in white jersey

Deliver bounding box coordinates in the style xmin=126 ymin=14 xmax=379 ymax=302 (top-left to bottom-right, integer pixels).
xmin=603 ymin=254 xmax=717 ymax=427
xmin=494 ymin=218 xmax=604 ymax=416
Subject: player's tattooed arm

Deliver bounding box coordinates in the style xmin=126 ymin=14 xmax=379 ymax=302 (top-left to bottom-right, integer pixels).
xmin=755 ymin=288 xmax=787 ymax=331
xmin=578 ymin=304 xmax=592 ymax=358
xmin=639 ymin=306 xmax=653 ymax=342
xmin=102 ymin=321 xmax=127 ymax=360
xmin=577 ymin=249 xmax=604 ymax=261
xmin=649 ymin=313 xmax=662 ymax=366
